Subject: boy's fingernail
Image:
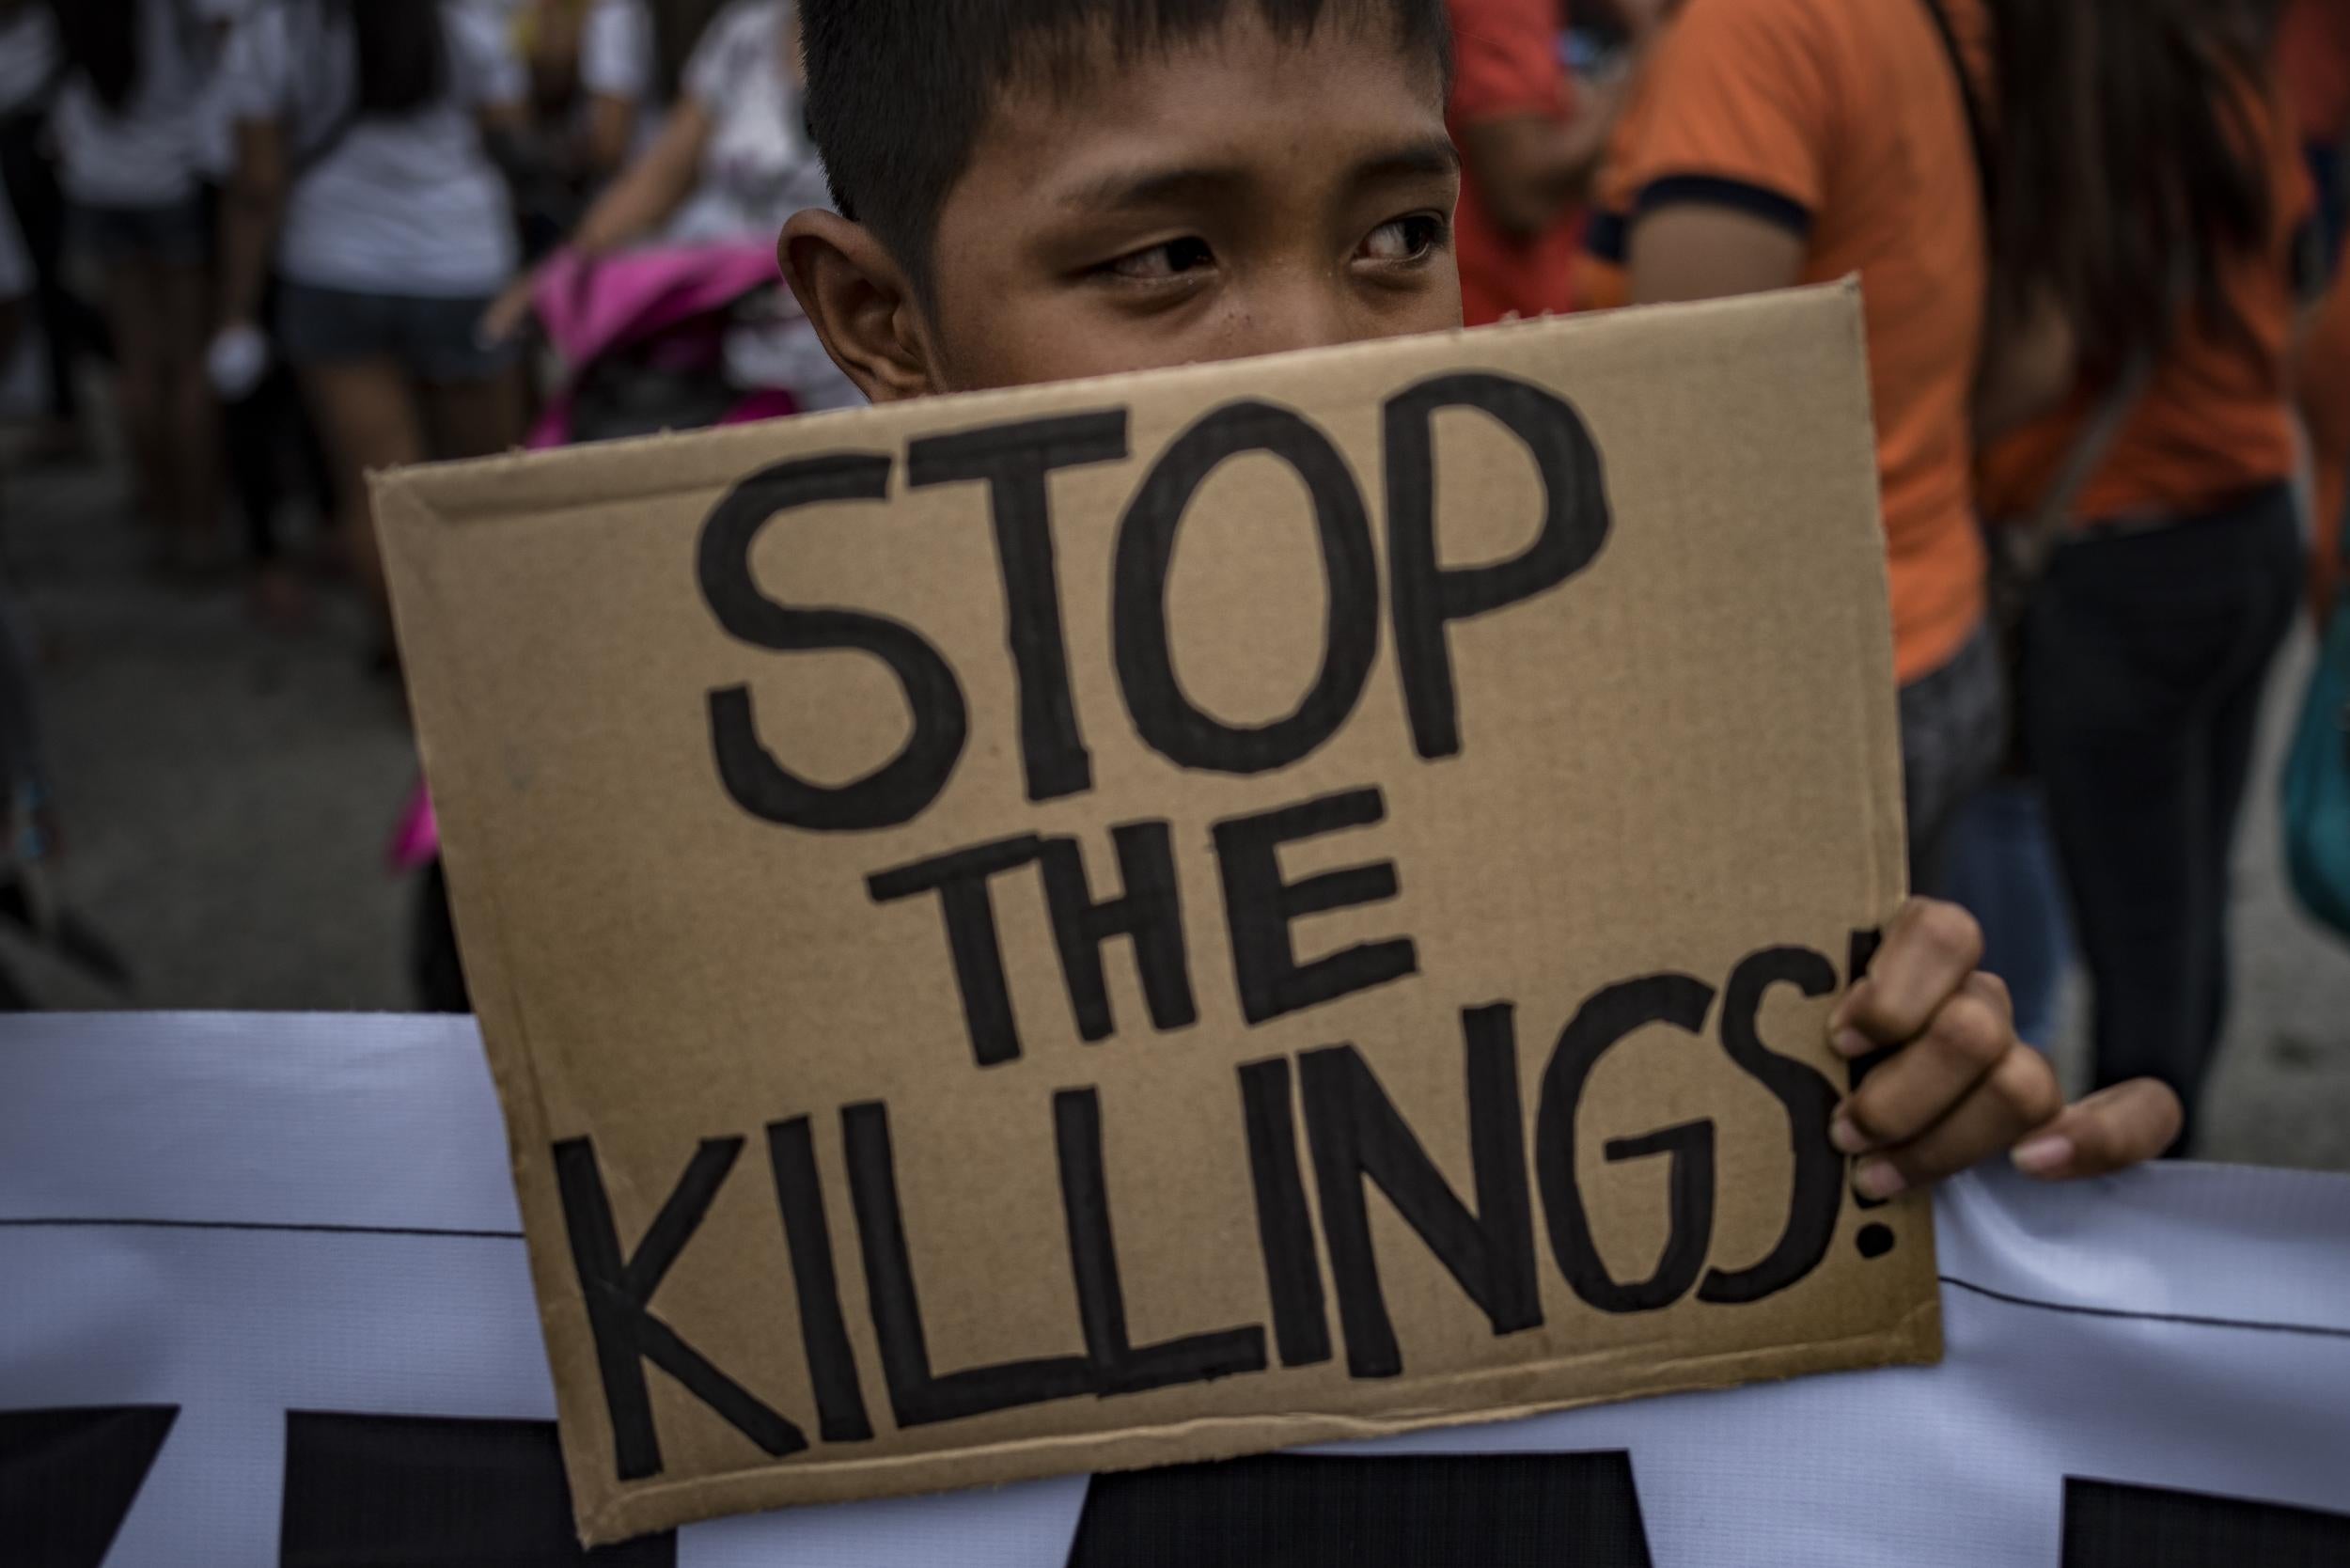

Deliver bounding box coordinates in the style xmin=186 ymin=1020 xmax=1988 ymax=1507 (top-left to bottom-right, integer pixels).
xmin=1854 ymin=1157 xmax=1906 ymax=1201
xmin=1830 ymin=1027 xmax=1872 ymax=1058
xmin=2011 ymin=1134 xmax=2074 ymax=1176
xmin=1828 ymin=1110 xmax=1869 ymax=1154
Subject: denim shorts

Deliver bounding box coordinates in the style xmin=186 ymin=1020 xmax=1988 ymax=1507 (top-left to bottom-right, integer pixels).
xmin=71 ymin=196 xmax=209 ymax=270
xmin=277 ymin=280 xmax=516 ymax=384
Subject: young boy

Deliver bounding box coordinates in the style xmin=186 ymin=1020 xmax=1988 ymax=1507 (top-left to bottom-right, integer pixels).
xmin=776 ymin=0 xmax=2181 ymax=1194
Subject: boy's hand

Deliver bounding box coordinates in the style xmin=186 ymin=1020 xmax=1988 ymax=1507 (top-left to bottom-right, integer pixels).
xmin=1825 ymin=899 xmax=2184 ymax=1197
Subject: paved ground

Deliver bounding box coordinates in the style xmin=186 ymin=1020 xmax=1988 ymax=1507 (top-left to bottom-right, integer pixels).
xmin=1 ymin=436 xmax=414 ymax=1014
xmin=4 ymin=418 xmax=2347 ymax=1168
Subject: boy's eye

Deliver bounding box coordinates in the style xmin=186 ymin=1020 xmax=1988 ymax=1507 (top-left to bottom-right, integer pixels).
xmin=1359 ymin=212 xmax=1448 ymax=264
xmin=1104 ymin=236 xmax=1216 ymax=280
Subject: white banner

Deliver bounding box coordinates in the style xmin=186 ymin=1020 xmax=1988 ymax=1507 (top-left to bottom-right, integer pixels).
xmin=3 ymin=1013 xmax=2347 ymax=1566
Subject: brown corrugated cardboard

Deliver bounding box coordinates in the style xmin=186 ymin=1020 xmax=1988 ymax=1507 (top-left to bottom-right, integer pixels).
xmin=375 ymin=280 xmax=1937 ymax=1545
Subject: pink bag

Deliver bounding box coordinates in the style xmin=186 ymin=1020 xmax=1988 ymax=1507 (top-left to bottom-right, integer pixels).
xmin=525 ymin=243 xmax=798 ymax=448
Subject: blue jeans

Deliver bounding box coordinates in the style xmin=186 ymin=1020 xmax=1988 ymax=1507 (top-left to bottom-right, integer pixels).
xmin=1940 ymin=780 xmax=2072 ymax=1049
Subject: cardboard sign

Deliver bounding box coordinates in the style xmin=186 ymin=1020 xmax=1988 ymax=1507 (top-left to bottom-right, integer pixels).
xmin=375 ymin=281 xmax=1935 ymax=1544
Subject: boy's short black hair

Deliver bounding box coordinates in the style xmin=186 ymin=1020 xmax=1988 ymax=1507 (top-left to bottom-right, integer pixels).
xmin=799 ymin=0 xmax=1452 ymax=294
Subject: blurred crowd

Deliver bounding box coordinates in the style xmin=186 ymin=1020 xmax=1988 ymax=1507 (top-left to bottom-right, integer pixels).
xmin=0 ymin=0 xmax=851 ymax=1006
xmin=0 ymin=0 xmax=2345 ymax=1156
xmin=1466 ymin=0 xmax=2350 ymax=1156
xmin=0 ymin=0 xmax=843 ymax=619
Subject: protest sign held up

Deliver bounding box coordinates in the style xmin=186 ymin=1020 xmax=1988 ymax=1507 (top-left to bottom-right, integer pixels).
xmin=374 ymin=281 xmax=1935 ymax=1544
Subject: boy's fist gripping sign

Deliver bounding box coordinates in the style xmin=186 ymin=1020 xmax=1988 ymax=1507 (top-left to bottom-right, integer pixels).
xmin=1830 ymin=899 xmax=2185 ymax=1199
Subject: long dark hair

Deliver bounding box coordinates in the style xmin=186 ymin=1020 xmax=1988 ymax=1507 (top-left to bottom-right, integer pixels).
xmin=1982 ymin=0 xmax=2278 ymax=380
xmin=344 ymin=0 xmax=447 ymax=115
xmin=46 ymin=0 xmax=140 ymax=113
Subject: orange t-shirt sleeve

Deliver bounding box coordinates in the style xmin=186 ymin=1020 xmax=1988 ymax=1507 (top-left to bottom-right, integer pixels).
xmin=1616 ymin=0 xmax=1840 ymax=226
xmin=1447 ymin=0 xmax=1567 ymax=122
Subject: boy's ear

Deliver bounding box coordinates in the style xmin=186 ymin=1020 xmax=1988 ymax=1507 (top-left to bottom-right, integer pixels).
xmin=779 ymin=211 xmax=938 ymax=402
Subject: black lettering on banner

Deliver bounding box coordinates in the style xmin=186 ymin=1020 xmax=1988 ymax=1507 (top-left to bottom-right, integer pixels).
xmin=551 ymin=1137 xmax=805 ymax=1481
xmin=1699 ymin=946 xmax=1845 ymax=1305
xmin=1236 ymin=1057 xmax=1335 ymax=1367
xmin=1054 ymin=1088 xmax=1270 ymax=1394
xmin=1114 ymin=400 xmax=1379 ymax=775
xmin=906 ymin=412 xmax=1129 ymax=804
xmin=1297 ymin=1010 xmax=1542 ymax=1380
xmin=840 ymin=1101 xmax=1097 ymax=1427
xmin=763 ymin=1118 xmax=874 ymax=1444
xmin=868 ymin=835 xmax=1045 ymax=1068
xmin=1536 ymin=976 xmax=1721 ymax=1314
xmin=1065 ymin=1450 xmax=1655 ymax=1568
xmin=0 ymin=1404 xmax=178 ymax=1568
xmin=1039 ymin=823 xmax=1198 ymax=1043
xmin=1212 ymin=787 xmax=1418 ymax=1026
xmin=278 ymin=1412 xmax=674 ymax=1567
xmin=697 ymin=452 xmax=967 ymax=831
xmin=1384 ymin=372 xmax=1611 ymax=760
xmin=2061 ymin=1477 xmax=2350 ymax=1567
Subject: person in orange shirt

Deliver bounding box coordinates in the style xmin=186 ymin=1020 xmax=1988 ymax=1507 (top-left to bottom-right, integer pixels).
xmin=1975 ymin=1 xmax=2310 ymax=1152
xmin=1607 ymin=0 xmax=1998 ymax=893
xmin=1446 ymin=0 xmax=1658 ymax=324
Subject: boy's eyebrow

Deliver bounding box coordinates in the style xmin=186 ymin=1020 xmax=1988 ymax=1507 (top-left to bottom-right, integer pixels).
xmin=1345 ymin=137 xmax=1465 ymax=186
xmin=1058 ymin=136 xmax=1461 ymax=212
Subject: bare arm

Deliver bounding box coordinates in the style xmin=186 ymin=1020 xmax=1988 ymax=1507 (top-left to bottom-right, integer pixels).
xmin=570 ymin=97 xmax=712 ymax=255
xmin=217 ymin=118 xmax=287 ymax=331
xmin=1626 ymin=202 xmax=1806 ymax=304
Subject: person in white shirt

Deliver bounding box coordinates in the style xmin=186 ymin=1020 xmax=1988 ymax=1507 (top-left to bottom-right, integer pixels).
xmin=46 ymin=0 xmax=220 ymax=565
xmin=659 ymin=0 xmax=829 ymax=244
xmin=214 ymin=0 xmax=528 ymax=640
xmin=480 ymin=0 xmax=857 ymax=411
